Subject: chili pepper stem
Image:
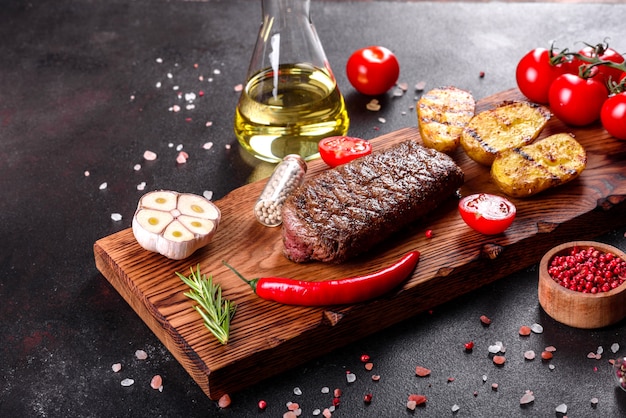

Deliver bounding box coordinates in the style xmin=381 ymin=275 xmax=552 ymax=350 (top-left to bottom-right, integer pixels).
xmin=222 ymin=260 xmax=259 ymax=292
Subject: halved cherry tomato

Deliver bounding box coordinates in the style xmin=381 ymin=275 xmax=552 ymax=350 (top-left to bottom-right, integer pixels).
xmin=346 ymin=46 xmax=400 ymax=96
xmin=601 ymin=92 xmax=626 ymax=140
xmin=515 ymin=47 xmax=568 ymax=104
xmin=318 ymin=136 xmax=372 ymax=167
xmin=548 ymin=73 xmax=608 ymax=126
xmin=459 ymin=193 xmax=516 ymax=235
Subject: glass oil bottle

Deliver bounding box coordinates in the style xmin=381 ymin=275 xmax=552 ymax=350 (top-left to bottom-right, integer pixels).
xmin=234 ymin=0 xmax=349 ymax=163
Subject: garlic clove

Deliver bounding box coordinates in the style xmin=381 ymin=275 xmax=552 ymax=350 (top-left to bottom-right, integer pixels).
xmin=139 ymin=190 xmax=178 ymax=211
xmin=178 ymin=194 xmax=220 ymax=220
xmin=132 ymin=190 xmax=221 ymax=260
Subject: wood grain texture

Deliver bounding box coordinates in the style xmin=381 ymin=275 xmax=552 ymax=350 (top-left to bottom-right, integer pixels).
xmin=94 ymin=88 xmax=626 ymax=400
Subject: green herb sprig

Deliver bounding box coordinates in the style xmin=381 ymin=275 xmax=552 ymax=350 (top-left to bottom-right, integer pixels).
xmin=176 ymin=265 xmax=236 ymax=345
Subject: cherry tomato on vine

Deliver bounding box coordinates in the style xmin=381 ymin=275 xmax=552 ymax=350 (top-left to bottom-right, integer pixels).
xmin=571 ymin=46 xmax=625 ymax=84
xmin=601 ymin=92 xmax=626 ymax=140
xmin=548 ymin=73 xmax=608 ymax=126
xmin=515 ymin=48 xmax=568 ymax=104
xmin=318 ymin=136 xmax=372 ymax=167
xmin=458 ymin=193 xmax=516 ymax=235
xmin=346 ymin=46 xmax=400 ymax=96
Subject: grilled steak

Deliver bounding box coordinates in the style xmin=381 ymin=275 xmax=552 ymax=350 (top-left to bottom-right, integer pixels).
xmin=281 ymin=140 xmax=464 ymax=263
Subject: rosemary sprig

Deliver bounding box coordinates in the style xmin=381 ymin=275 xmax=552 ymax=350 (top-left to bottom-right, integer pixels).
xmin=176 ymin=265 xmax=236 ymax=345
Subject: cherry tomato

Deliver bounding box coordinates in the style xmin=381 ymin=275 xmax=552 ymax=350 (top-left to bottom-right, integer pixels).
xmin=346 ymin=46 xmax=400 ymax=96
xmin=601 ymin=92 xmax=626 ymax=140
xmin=515 ymin=48 xmax=568 ymax=104
xmin=548 ymin=73 xmax=608 ymax=126
xmin=571 ymin=46 xmax=625 ymax=84
xmin=458 ymin=193 xmax=516 ymax=235
xmin=318 ymin=136 xmax=372 ymax=167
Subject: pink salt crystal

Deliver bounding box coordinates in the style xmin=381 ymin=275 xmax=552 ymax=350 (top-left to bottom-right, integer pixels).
xmin=150 ymin=374 xmax=162 ymax=390
xmin=84 ymin=170 xmax=90 ymax=177
xmin=218 ymin=394 xmax=231 ymax=408
xmin=176 ymin=151 xmax=189 ymax=164
xmin=135 ymin=349 xmax=148 ymax=360
xmin=365 ymin=362 xmax=374 ymax=371
xmin=143 ymin=150 xmax=157 ymax=161
xmin=234 ymin=84 xmax=243 ymax=92
xmin=520 ymin=390 xmax=535 ymax=405
xmin=283 ymin=412 xmax=297 ymax=418
xmin=524 ymin=350 xmax=536 ymax=360
xmin=406 ymin=400 xmax=417 ymax=411
xmin=371 ymin=374 xmax=380 ymax=381
xmin=202 ymin=142 xmax=214 ymax=150
xmin=322 ymin=409 xmax=332 ymax=418
xmin=111 ymin=363 xmax=122 ymax=373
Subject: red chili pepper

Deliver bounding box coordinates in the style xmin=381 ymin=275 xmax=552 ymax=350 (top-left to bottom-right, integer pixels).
xmin=223 ymin=251 xmax=420 ymax=306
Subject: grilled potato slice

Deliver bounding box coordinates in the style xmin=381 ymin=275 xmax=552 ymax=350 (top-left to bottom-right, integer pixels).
xmin=491 ymin=133 xmax=587 ymax=198
xmin=460 ymin=101 xmax=551 ymax=166
xmin=417 ymin=86 xmax=475 ymax=153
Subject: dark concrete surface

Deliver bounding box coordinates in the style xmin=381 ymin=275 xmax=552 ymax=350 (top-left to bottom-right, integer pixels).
xmin=1 ymin=0 xmax=626 ymax=416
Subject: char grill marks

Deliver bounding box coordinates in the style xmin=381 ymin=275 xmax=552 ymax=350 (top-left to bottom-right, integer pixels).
xmin=281 ymin=140 xmax=464 ymax=263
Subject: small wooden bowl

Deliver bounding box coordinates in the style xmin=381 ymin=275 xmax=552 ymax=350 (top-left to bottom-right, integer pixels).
xmin=538 ymin=241 xmax=626 ymax=329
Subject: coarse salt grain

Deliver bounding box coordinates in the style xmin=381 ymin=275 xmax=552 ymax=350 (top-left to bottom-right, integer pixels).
xmin=524 ymin=350 xmax=536 ymax=360
xmin=234 ymin=84 xmax=243 ymax=92
xmin=99 ymin=182 xmax=108 ymax=190
xmin=176 ymin=151 xmax=189 ymax=164
xmin=133 ymin=164 xmax=141 ymax=171
xmin=321 ymin=387 xmax=329 ymax=394
xmin=156 ymin=81 xmax=162 ymax=88
xmin=555 ymin=403 xmax=567 ymax=414
xmin=176 ymin=144 xmax=183 ymax=151
xmin=137 ymin=182 xmax=146 ymax=191
xmin=156 ymin=58 xmax=163 ymax=63
xmin=111 ymin=363 xmax=122 ymax=372
xmin=205 ymin=121 xmax=213 ymax=127
xmin=346 ymin=372 xmax=356 ymax=383
xmin=150 ymin=374 xmax=163 ymax=390
xmin=293 ymin=387 xmax=302 ymax=395
xmin=218 ymin=394 xmax=231 ymax=408
xmin=203 ymin=190 xmax=213 ymax=200
xmin=612 ymin=343 xmax=620 ymax=353
xmin=366 ymin=99 xmax=381 ymax=111
xmin=415 ymin=366 xmax=431 ymax=377
xmin=135 ymin=349 xmax=148 ymax=360
xmin=111 ymin=213 xmax=122 ymax=222
xmin=84 ymin=170 xmax=90 ymax=177
xmin=121 ymin=378 xmax=134 ymax=387
xmin=202 ymin=142 xmax=214 ymax=150
xmin=520 ymin=390 xmax=535 ymax=405
xmin=143 ymin=150 xmax=157 ymax=161
xmin=451 ymin=404 xmax=460 ymax=412
xmin=415 ymin=81 xmax=427 ymax=91
xmin=530 ymin=323 xmax=544 ymax=334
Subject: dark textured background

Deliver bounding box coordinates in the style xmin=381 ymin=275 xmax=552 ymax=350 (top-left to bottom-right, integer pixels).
xmin=1 ymin=0 xmax=626 ymax=416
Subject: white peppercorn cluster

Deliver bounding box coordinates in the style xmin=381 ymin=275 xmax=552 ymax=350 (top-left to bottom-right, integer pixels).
xmin=254 ymin=155 xmax=307 ymax=227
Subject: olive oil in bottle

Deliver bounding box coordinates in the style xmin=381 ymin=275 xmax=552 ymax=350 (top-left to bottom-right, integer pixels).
xmin=234 ymin=64 xmax=349 ymax=163
xmin=234 ymin=0 xmax=350 ymax=163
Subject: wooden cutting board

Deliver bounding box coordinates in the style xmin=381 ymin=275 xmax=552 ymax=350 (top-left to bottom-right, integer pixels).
xmin=94 ymin=88 xmax=626 ymax=400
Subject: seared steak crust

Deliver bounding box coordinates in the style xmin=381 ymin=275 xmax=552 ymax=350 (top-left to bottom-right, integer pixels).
xmin=281 ymin=140 xmax=464 ymax=263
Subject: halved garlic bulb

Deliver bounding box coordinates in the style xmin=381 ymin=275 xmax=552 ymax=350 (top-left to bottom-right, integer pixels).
xmin=132 ymin=190 xmax=221 ymax=260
